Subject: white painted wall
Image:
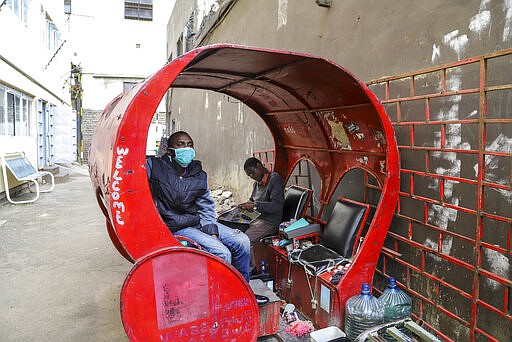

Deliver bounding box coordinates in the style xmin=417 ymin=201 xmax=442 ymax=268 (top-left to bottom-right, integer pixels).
xmin=0 ymin=1 xmax=72 ymax=97
xmin=0 ymin=0 xmax=74 ymax=193
xmin=68 ymin=0 xmax=175 ymax=112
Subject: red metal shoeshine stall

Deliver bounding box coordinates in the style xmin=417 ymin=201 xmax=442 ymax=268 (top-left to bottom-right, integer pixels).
xmin=89 ymin=44 xmax=399 ymax=341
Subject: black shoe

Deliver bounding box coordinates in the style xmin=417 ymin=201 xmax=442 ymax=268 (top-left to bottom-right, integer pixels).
xmin=255 ymin=294 xmax=269 ymax=306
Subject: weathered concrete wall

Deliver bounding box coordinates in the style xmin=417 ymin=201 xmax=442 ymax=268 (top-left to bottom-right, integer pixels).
xmin=168 ymin=88 xmax=272 ymax=200
xmin=201 ymin=0 xmax=510 ymax=79
xmin=166 ymin=0 xmax=196 ymax=59
xmin=168 ymin=0 xmax=511 ymax=199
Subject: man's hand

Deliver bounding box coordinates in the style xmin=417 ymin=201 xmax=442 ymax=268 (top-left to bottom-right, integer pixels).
xmin=211 ymin=234 xmax=219 ymax=239
xmin=200 ymin=223 xmax=219 ymax=236
xmin=237 ymin=201 xmax=256 ymax=210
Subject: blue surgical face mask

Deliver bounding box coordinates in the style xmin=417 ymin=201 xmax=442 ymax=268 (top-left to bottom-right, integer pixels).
xmin=171 ymin=147 xmax=195 ymax=167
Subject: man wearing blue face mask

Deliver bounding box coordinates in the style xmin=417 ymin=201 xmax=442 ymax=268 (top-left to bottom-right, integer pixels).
xmin=146 ymin=131 xmax=251 ymax=282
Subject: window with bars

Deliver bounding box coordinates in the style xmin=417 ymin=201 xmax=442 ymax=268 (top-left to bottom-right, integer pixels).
xmin=0 ymin=85 xmax=32 ymax=136
xmin=64 ymin=0 xmax=71 ymax=15
xmin=124 ymin=0 xmax=153 ymax=21
xmin=6 ymin=0 xmax=30 ymax=24
xmin=41 ymin=11 xmax=61 ymax=52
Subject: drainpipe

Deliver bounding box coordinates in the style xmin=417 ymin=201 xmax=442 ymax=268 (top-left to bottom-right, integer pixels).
xmin=70 ymin=63 xmax=83 ymax=163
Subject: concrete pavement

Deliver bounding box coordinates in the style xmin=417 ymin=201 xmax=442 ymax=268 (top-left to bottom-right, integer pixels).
xmin=0 ymin=166 xmax=131 ymax=341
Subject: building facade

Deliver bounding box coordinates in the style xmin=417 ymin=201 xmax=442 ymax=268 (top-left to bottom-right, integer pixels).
xmin=67 ymin=0 xmax=174 ymax=161
xmin=0 ymin=0 xmax=75 ymax=195
xmin=165 ymin=0 xmax=512 ymax=340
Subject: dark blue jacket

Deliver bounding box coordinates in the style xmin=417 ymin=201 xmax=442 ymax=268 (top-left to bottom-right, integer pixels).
xmin=146 ymin=156 xmax=218 ymax=235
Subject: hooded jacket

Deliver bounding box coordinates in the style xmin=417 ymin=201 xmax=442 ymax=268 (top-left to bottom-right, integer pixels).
xmin=146 ymin=156 xmax=218 ymax=235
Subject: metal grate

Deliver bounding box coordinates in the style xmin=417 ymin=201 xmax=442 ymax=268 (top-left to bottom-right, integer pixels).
xmin=253 ymin=49 xmax=511 ymax=341
xmin=253 ymin=149 xmax=275 ymax=171
xmin=367 ymin=49 xmax=512 ymax=342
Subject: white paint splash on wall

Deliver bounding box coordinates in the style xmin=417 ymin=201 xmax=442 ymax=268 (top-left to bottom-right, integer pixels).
xmin=480 ymin=0 xmax=491 ymax=11
xmin=485 ymin=132 xmax=512 ymax=153
xmin=432 ymin=44 xmax=440 ymax=63
xmin=469 ymin=10 xmax=491 ymax=34
xmin=503 ymin=0 xmax=512 ymax=42
xmin=425 ymin=201 xmax=459 ymax=261
xmin=483 ymin=248 xmax=510 ymax=290
xmin=204 ymin=92 xmax=209 ymax=110
xmin=425 ymin=74 xmax=473 ymax=259
xmin=466 ymin=110 xmax=478 ymax=118
xmin=245 ymin=130 xmax=255 ymax=155
xmin=277 ymin=0 xmax=288 ymax=30
xmin=216 ymin=100 xmax=222 ymax=120
xmin=446 ymin=75 xmax=463 ymax=102
xmin=443 ymin=30 xmax=469 ymax=60
xmin=473 ymin=133 xmax=512 ymax=203
xmin=237 ymin=101 xmax=244 ymax=123
xmin=443 ymin=30 xmax=460 ymax=43
xmin=175 ymin=108 xmax=181 ymax=131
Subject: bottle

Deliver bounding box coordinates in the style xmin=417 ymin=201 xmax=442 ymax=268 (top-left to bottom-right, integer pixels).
xmin=260 ymin=260 xmax=267 ymax=274
xmin=345 ymin=283 xmax=384 ymax=341
xmin=378 ymin=277 xmax=412 ymax=340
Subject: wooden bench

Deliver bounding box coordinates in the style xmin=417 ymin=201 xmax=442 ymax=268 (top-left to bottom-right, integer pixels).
xmin=1 ymin=152 xmax=55 ymax=204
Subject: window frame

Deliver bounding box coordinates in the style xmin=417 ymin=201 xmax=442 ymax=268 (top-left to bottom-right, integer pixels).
xmin=124 ymin=0 xmax=153 ymax=21
xmin=7 ymin=0 xmax=30 ymax=24
xmin=64 ymin=0 xmax=71 ymax=15
xmin=0 ymin=85 xmax=33 ymax=137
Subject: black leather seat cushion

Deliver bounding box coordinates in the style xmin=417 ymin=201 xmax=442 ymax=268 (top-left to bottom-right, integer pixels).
xmin=295 ymin=199 xmax=367 ymax=276
xmin=282 ymin=185 xmax=312 ymax=222
xmin=321 ymin=200 xmax=367 ymax=257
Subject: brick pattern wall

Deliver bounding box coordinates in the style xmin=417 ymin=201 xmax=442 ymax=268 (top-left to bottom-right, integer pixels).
xmin=81 ymin=109 xmax=103 ymax=162
xmin=81 ymin=109 xmax=167 ymax=163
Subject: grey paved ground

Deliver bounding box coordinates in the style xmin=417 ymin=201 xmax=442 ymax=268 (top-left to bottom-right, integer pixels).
xmin=0 ymin=167 xmax=131 ymax=342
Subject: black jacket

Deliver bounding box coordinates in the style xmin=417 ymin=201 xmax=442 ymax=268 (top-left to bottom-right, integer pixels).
xmin=146 ymin=156 xmax=218 ymax=235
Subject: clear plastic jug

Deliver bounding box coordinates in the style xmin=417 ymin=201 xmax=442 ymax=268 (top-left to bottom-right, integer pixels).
xmin=378 ymin=277 xmax=412 ymax=340
xmin=345 ymin=283 xmax=384 ymax=341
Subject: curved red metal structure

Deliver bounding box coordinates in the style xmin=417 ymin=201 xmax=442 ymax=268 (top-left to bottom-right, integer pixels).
xmin=120 ymin=247 xmax=260 ymax=341
xmin=89 ymin=44 xmax=399 ymax=338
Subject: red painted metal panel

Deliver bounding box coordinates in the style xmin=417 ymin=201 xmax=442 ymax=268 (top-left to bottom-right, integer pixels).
xmin=120 ymin=247 xmax=259 ymax=341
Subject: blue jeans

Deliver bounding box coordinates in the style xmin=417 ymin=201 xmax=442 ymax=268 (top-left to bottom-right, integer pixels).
xmin=175 ymin=223 xmax=250 ymax=282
